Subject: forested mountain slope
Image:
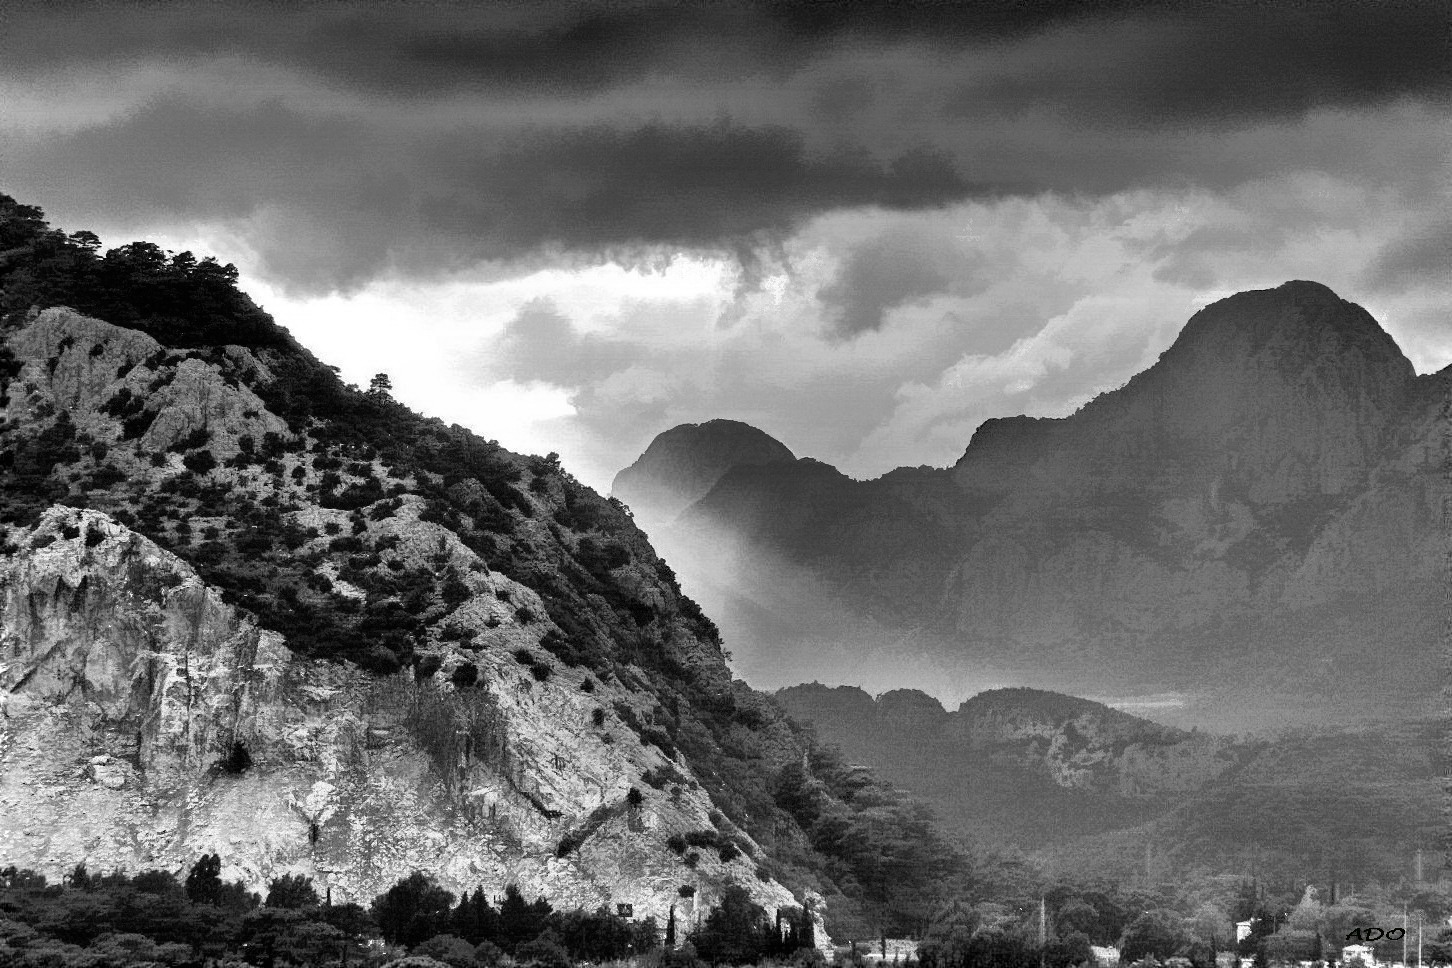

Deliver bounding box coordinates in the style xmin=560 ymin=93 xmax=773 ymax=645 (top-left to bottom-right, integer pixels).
xmin=774 ymin=684 xmax=1446 ymax=887
xmin=0 ymin=193 xmax=963 ymax=939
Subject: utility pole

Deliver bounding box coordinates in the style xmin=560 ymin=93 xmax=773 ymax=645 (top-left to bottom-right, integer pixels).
xmin=1403 ymin=906 xmax=1408 ymax=968
xmin=1040 ymin=896 xmax=1047 ymax=968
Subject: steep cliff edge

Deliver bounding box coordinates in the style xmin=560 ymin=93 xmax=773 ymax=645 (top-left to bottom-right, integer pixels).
xmin=0 ymin=505 xmax=800 ymax=929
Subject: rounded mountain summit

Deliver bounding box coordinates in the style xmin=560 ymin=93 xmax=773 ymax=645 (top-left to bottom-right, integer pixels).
xmin=612 ymin=419 xmax=796 ymax=526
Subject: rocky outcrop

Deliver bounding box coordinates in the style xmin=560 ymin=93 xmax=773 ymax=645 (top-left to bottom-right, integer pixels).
xmin=5 ymin=307 xmax=290 ymax=461
xmin=0 ymin=506 xmax=802 ymax=927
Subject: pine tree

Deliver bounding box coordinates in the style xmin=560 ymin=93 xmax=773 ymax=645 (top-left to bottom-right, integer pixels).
xmin=371 ymin=871 xmax=455 ymax=948
xmin=666 ymin=904 xmax=677 ymax=948
xmin=265 ymin=873 xmax=320 ymax=908
xmin=185 ymin=853 xmax=223 ymax=905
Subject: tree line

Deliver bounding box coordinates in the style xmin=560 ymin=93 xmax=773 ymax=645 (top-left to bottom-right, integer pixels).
xmin=0 ymin=856 xmax=826 ymax=968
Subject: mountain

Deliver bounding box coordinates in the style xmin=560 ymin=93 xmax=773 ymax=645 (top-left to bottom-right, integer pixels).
xmin=774 ymin=684 xmax=1231 ymax=848
xmin=774 ymin=685 xmax=1446 ymax=887
xmin=4 ymin=503 xmax=754 ymax=918
xmin=0 ymin=194 xmax=965 ymax=940
xmin=614 ymin=282 xmax=1450 ymax=728
xmin=613 ymin=420 xmax=796 ymax=527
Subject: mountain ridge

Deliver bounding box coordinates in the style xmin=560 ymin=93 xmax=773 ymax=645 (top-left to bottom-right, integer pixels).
xmin=772 ymin=682 xmax=1444 ymax=885
xmin=613 ymin=282 xmax=1448 ymax=727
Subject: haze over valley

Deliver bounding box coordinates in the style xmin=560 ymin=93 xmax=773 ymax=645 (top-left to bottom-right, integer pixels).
xmin=613 ymin=283 xmax=1448 ymax=732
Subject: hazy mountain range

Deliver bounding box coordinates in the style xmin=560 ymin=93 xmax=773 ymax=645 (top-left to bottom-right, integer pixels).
xmin=0 ymin=194 xmax=1443 ymax=944
xmin=771 ymin=683 xmax=1444 ymax=888
xmin=613 ymin=282 xmax=1450 ymax=731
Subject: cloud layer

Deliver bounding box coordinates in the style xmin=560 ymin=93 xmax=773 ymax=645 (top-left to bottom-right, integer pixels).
xmin=4 ymin=0 xmax=1448 ymax=293
xmin=2 ymin=0 xmax=1448 ymax=492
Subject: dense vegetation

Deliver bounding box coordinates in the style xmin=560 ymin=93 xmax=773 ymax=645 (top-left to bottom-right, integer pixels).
xmin=0 ymin=860 xmax=771 ymax=967
xmin=6 ymin=858 xmax=1449 ymax=968
xmin=0 ymin=196 xmax=279 ymax=348
xmin=913 ymin=860 xmax=1452 ymax=968
xmin=0 ymin=193 xmax=967 ymax=939
xmin=775 ymin=687 xmax=1446 ymax=891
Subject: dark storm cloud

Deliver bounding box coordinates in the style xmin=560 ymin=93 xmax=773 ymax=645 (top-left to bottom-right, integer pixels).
xmin=943 ymin=3 xmax=1451 ymax=126
xmin=818 ymin=234 xmax=955 ymax=338
xmin=6 ymin=1 xmax=1445 ymax=114
xmin=0 ymin=3 xmax=700 ymax=95
xmin=0 ymin=2 xmax=1155 ymax=95
xmin=7 ymin=98 xmax=401 ymax=291
xmin=1361 ymin=220 xmax=1452 ymax=294
xmin=3 ymin=0 xmax=1448 ymax=297
xmin=441 ymin=125 xmax=974 ymax=248
xmin=1 ymin=1 xmax=1117 ymax=96
xmin=11 ymin=98 xmax=974 ymax=292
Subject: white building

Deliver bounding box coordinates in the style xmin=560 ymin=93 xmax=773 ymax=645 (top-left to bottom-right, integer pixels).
xmin=1342 ymin=943 xmax=1377 ymax=966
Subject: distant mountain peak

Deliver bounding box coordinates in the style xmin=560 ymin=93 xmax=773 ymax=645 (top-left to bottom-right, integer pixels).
xmin=1154 ymin=280 xmax=1412 ymax=376
xmin=957 ymin=687 xmax=1167 ymax=734
xmin=611 ymin=418 xmax=796 ymax=526
xmin=956 ymin=281 xmax=1418 ymax=504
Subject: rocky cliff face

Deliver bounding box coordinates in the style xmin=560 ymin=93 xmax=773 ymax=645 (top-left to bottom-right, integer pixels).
xmin=0 ymin=295 xmax=878 ymax=940
xmin=0 ymin=505 xmax=800 ymax=930
xmin=617 ymin=283 xmax=1450 ymax=726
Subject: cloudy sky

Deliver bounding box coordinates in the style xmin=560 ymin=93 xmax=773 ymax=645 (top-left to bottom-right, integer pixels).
xmin=3 ymin=0 xmax=1449 ymax=491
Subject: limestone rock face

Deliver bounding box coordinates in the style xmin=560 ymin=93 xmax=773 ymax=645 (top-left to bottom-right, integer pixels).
xmin=6 ymin=307 xmax=290 ymax=460
xmin=0 ymin=506 xmax=799 ymax=925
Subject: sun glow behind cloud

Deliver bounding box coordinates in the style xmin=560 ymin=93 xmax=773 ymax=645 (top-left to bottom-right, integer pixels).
xmin=127 ymin=238 xmax=737 ymax=481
